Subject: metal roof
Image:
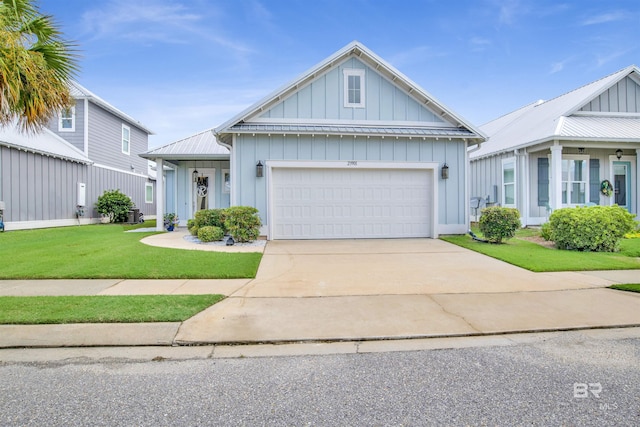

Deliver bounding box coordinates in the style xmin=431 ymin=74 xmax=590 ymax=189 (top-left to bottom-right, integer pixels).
xmin=140 ymin=128 xmax=229 ymax=160
xmin=0 ymin=125 xmax=92 ymax=164
xmin=559 ymin=116 xmax=640 ymax=141
xmin=215 ymin=41 xmax=485 ymax=144
xmin=69 ymin=81 xmax=155 ymax=135
xmin=228 ymin=123 xmax=475 ymax=138
xmin=472 ymin=65 xmax=640 ymax=159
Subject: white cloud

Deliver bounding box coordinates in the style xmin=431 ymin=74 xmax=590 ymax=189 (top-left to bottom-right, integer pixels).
xmin=470 ymin=37 xmax=491 ymax=52
xmin=582 ymin=11 xmax=626 ymax=26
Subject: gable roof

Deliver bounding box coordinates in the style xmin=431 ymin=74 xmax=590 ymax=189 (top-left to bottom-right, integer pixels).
xmin=69 ymin=81 xmax=155 ymax=135
xmin=472 ymin=65 xmax=640 ymax=159
xmin=140 ymin=128 xmax=229 ymax=161
xmin=215 ymin=41 xmax=485 ymax=145
xmin=0 ymin=125 xmax=92 ymax=164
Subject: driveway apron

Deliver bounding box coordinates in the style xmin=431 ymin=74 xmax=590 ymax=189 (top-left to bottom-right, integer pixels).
xmin=175 ymin=239 xmax=640 ymax=344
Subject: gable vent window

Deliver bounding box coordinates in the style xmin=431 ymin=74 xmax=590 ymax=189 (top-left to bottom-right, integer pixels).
xmin=59 ymin=107 xmax=75 ymax=132
xmin=343 ymin=69 xmax=365 ymax=108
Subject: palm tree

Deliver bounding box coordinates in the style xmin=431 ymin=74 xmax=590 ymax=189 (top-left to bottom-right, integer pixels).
xmin=0 ymin=0 xmax=78 ymax=133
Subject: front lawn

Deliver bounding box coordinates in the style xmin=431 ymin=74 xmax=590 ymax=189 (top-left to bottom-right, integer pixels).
xmin=0 ymin=224 xmax=262 ymax=279
xmin=610 ymin=284 xmax=640 ymax=294
xmin=0 ymin=294 xmax=224 ymax=324
xmin=441 ymin=229 xmax=640 ymax=272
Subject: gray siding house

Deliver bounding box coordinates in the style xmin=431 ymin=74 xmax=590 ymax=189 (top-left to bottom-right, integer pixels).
xmin=470 ymin=65 xmax=640 ymax=226
xmin=144 ymin=41 xmax=485 ymax=238
xmin=0 ymin=82 xmax=155 ymax=230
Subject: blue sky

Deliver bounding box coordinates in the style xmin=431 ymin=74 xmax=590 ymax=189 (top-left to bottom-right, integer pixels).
xmin=38 ymin=0 xmax=639 ymax=148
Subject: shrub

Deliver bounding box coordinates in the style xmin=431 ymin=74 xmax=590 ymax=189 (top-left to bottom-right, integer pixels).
xmin=224 ymin=206 xmax=262 ymax=242
xmin=197 ymin=226 xmax=224 ymax=242
xmin=187 ymin=219 xmax=197 ymax=236
xmin=546 ymin=205 xmax=637 ymax=252
xmin=478 ymin=206 xmax=521 ymax=243
xmin=194 ymin=209 xmax=227 ymax=231
xmin=95 ymin=190 xmax=133 ymax=223
xmin=540 ymin=222 xmax=552 ymax=241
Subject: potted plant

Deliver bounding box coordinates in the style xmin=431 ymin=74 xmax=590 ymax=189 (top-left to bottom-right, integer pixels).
xmin=163 ymin=213 xmax=179 ymax=231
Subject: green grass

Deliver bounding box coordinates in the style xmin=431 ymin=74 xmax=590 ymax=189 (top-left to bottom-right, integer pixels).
xmin=609 ymin=284 xmax=640 ymax=293
xmin=0 ymin=224 xmax=262 ymax=279
xmin=441 ymin=230 xmax=640 ymax=272
xmin=0 ymin=294 xmax=224 ymax=324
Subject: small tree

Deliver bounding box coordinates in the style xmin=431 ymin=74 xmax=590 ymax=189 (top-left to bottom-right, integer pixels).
xmin=478 ymin=206 xmax=521 ymax=243
xmin=95 ymin=189 xmax=133 ymax=223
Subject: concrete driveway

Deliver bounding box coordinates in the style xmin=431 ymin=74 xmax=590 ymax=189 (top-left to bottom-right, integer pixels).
xmin=175 ymin=239 xmax=640 ymax=344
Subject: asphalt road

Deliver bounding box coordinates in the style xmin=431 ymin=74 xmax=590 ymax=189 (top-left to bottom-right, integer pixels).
xmin=1 ymin=331 xmax=639 ymax=426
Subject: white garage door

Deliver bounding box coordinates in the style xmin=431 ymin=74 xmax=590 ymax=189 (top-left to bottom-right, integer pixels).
xmin=272 ymin=167 xmax=433 ymax=239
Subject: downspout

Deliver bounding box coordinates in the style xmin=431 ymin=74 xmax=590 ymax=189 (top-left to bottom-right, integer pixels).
xmin=466 ymin=141 xmax=483 ymax=230
xmin=83 ymin=98 xmax=89 ymax=156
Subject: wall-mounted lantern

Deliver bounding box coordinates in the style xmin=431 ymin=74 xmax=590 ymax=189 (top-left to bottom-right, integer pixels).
xmin=256 ymin=161 xmax=264 ymax=178
xmin=193 ymin=161 xmax=199 ymax=182
xmin=441 ymin=163 xmax=449 ymax=180
xmin=616 ymin=149 xmax=623 ymax=160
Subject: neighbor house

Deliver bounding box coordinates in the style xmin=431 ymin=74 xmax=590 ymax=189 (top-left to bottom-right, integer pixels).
xmin=0 ymin=81 xmax=156 ymax=230
xmin=143 ymin=41 xmax=485 ymax=238
xmin=470 ymin=65 xmax=640 ymax=226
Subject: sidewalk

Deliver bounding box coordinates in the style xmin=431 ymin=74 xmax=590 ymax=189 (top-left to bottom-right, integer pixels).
xmin=1 ymin=232 xmax=639 ymax=350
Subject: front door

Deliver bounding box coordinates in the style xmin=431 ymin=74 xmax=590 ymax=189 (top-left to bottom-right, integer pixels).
xmin=613 ymin=161 xmax=631 ymax=211
xmin=190 ymin=168 xmax=215 ymax=217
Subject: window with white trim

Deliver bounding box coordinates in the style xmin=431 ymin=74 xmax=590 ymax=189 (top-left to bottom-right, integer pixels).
xmin=502 ymin=158 xmax=516 ymax=207
xmin=343 ymin=69 xmax=365 ymax=108
xmin=122 ymin=124 xmax=130 ymax=155
xmin=145 ymin=183 xmax=153 ymax=203
xmin=59 ymin=107 xmax=75 ymax=131
xmin=562 ymin=155 xmax=589 ymax=206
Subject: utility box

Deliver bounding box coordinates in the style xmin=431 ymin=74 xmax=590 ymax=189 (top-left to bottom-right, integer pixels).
xmin=77 ymin=183 xmax=86 ymax=207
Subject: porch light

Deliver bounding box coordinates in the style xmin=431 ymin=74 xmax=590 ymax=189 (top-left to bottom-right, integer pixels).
xmin=256 ymin=161 xmax=264 ymax=178
xmin=441 ymin=163 xmax=449 ymax=180
xmin=193 ymin=162 xmax=199 ymax=182
xmin=616 ymin=149 xmax=623 ymax=159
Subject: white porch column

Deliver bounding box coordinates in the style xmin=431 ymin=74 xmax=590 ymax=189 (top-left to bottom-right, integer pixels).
xmin=155 ymin=158 xmax=164 ymax=232
xmin=636 ymin=149 xmax=640 ymax=218
xmin=550 ymin=144 xmax=563 ymax=211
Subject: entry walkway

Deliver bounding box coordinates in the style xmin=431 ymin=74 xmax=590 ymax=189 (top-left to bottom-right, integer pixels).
xmin=1 ymin=236 xmax=639 ymax=348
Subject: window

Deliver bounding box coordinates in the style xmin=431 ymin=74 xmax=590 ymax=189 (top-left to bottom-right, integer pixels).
xmin=59 ymin=107 xmax=75 ymax=132
xmin=122 ymin=125 xmax=130 ymax=155
xmin=145 ymin=183 xmax=153 ymax=203
xmin=502 ymin=158 xmax=516 ymax=207
xmin=562 ymin=156 xmax=588 ymax=206
xmin=343 ymin=69 xmax=365 ymax=108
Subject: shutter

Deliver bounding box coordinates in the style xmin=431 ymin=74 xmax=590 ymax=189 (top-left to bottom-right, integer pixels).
xmin=537 ymin=158 xmax=549 ymax=206
xmin=589 ymin=159 xmax=600 ymax=203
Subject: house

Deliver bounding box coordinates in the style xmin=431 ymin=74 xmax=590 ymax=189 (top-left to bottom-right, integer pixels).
xmin=143 ymin=41 xmax=485 ymax=238
xmin=0 ymin=81 xmax=155 ymax=230
xmin=470 ymin=65 xmax=640 ymax=226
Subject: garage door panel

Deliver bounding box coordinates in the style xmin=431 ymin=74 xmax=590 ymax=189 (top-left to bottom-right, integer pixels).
xmin=272 ymin=167 xmax=432 ymax=239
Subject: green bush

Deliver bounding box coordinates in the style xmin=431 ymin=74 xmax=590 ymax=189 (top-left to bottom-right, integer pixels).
xmin=95 ymin=190 xmax=133 ymax=223
xmin=224 ymin=206 xmax=262 ymax=242
xmin=546 ymin=205 xmax=637 ymax=252
xmin=197 ymin=226 xmax=224 ymax=242
xmin=478 ymin=206 xmax=521 ymax=243
xmin=194 ymin=209 xmax=227 ymax=231
xmin=540 ymin=222 xmax=552 ymax=241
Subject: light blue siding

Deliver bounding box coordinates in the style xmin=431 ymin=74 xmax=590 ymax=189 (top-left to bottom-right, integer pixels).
xmin=45 ymin=99 xmax=86 ymax=152
xmin=580 ymin=76 xmax=640 ymax=113
xmin=234 ymin=134 xmax=465 ymax=227
xmin=260 ymin=58 xmax=446 ymax=124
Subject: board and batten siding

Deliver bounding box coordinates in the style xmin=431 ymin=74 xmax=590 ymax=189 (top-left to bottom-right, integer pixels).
xmin=87 ymin=165 xmax=155 ymax=218
xmin=580 ymin=76 xmax=640 ymax=113
xmin=260 ymin=58 xmax=446 ymax=123
xmin=234 ymin=134 xmax=466 ymax=229
xmin=86 ymin=103 xmax=149 ymax=173
xmin=0 ymin=145 xmax=87 ymax=224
